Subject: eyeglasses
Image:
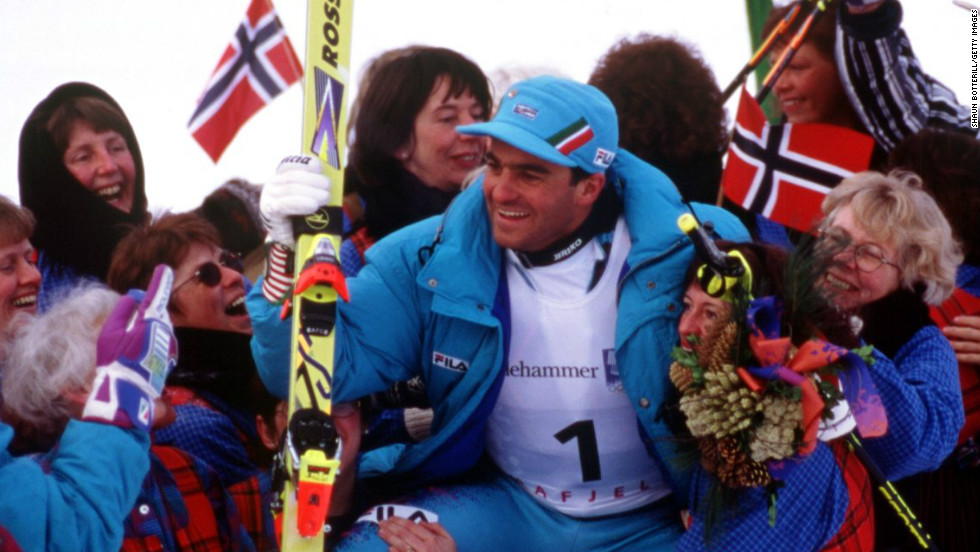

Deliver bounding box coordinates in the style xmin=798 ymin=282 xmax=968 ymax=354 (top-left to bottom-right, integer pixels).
xmin=818 ymin=227 xmax=900 ymax=273
xmin=172 ymin=250 xmax=244 ymax=294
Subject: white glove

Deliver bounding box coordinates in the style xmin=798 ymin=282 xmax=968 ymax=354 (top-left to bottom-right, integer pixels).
xmin=260 ymin=155 xmax=331 ymax=249
xmin=817 ymin=377 xmax=857 ymax=442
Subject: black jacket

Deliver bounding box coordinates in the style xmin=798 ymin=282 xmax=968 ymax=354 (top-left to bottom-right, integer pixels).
xmin=18 ymin=82 xmax=148 ymax=281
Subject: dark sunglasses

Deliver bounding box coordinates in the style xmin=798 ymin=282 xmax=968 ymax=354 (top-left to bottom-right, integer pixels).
xmin=172 ymin=250 xmax=244 ymax=294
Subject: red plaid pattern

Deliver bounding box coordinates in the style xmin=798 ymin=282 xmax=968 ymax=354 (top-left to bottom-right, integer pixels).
xmin=346 ymin=225 xmax=375 ymax=265
xmin=228 ymin=475 xmax=278 ymax=552
xmin=166 ymin=386 xmax=278 ymax=550
xmin=931 ymin=288 xmax=980 ymax=445
xmin=820 ymin=441 xmax=874 ymax=552
xmin=121 ymin=446 xmax=252 ymax=552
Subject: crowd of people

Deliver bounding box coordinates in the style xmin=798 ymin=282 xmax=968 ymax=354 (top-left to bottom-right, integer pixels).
xmin=1 ymin=1 xmax=979 ymax=551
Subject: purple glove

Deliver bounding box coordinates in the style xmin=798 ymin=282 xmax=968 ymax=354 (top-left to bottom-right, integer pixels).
xmin=82 ymin=265 xmax=178 ymax=432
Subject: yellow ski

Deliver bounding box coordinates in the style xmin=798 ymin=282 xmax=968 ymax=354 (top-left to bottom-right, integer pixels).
xmin=274 ymin=1 xmax=353 ymax=550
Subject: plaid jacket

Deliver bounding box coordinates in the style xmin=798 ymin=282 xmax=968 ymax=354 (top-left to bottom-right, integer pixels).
xmin=820 ymin=441 xmax=874 ymax=552
xmin=157 ymin=388 xmax=278 ymax=552
xmin=31 ymin=444 xmax=255 ymax=552
xmin=340 ymin=224 xmax=375 ymax=278
xmin=121 ymin=446 xmax=255 ymax=552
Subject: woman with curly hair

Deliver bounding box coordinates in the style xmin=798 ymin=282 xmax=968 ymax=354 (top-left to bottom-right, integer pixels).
xmin=589 ymin=35 xmax=728 ymax=205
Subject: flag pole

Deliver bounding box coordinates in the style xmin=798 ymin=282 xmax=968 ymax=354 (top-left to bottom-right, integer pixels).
xmin=755 ymin=0 xmax=835 ymax=103
xmin=722 ymin=2 xmax=802 ymax=103
xmin=717 ymin=0 xmax=832 ymax=206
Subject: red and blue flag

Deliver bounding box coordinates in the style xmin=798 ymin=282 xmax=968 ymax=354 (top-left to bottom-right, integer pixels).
xmin=721 ymin=87 xmax=875 ymax=233
xmin=189 ymin=0 xmax=302 ymax=162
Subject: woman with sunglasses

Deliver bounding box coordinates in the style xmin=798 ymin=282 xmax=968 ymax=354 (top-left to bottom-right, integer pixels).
xmin=817 ymin=170 xmax=965 ymax=550
xmin=108 ymin=212 xmax=280 ymax=551
xmin=672 ymin=240 xmax=879 ymax=551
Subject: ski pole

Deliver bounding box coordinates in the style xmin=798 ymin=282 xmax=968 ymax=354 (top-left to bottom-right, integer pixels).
xmin=721 ymin=2 xmax=802 ymax=103
xmin=677 ymin=213 xmax=746 ymax=279
xmin=755 ymin=0 xmax=835 ymax=104
xmin=845 ymin=433 xmax=940 ymax=552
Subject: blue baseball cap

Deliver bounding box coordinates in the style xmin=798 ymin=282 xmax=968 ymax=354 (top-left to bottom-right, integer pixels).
xmin=458 ymin=75 xmax=618 ymax=174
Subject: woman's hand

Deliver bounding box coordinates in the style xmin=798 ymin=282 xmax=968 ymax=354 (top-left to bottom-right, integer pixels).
xmin=944 ymin=314 xmax=980 ymax=365
xmin=377 ymin=517 xmax=455 ymax=552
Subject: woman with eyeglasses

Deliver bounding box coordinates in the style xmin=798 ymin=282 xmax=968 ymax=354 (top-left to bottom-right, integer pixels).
xmin=876 ymin=129 xmax=980 ymax=552
xmin=673 ymin=176 xmax=962 ymax=549
xmin=818 ymin=171 xmax=964 ymax=471
xmin=107 ymin=212 xmax=280 ymax=551
xmin=814 ymin=170 xmax=967 ymax=550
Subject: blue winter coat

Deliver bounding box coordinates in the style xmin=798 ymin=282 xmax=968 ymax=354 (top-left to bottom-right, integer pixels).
xmin=249 ymin=150 xmax=750 ymax=504
xmin=0 ymin=420 xmax=150 ymax=551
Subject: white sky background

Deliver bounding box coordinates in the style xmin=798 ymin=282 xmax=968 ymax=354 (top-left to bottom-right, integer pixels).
xmin=0 ymin=1 xmax=974 ymax=214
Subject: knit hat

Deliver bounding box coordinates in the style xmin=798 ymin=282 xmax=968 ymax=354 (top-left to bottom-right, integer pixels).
xmin=194 ymin=179 xmax=265 ymax=255
xmin=458 ymin=75 xmax=618 ymax=174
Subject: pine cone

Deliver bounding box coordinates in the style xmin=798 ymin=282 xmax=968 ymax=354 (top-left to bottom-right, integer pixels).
xmin=704 ymin=322 xmax=739 ymax=373
xmin=714 ymin=436 xmax=772 ymax=488
xmin=731 ymin=460 xmax=772 ymax=488
xmin=698 ymin=436 xmax=721 ymax=473
xmin=669 ymin=361 xmax=694 ymax=392
xmin=749 ymin=393 xmax=803 ymax=462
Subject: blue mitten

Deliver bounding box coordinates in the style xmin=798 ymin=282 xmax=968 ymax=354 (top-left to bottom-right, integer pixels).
xmin=82 ymin=265 xmax=178 ymax=431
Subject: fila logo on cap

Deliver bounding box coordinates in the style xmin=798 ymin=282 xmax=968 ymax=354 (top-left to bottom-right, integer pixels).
xmin=594 ymin=148 xmax=616 ymax=168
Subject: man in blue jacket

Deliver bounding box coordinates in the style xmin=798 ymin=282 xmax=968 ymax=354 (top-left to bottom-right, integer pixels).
xmin=251 ymin=76 xmax=749 ymax=550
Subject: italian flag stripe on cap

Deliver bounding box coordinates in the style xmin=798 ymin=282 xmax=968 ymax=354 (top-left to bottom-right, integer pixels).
xmin=547 ymin=117 xmax=594 ymax=155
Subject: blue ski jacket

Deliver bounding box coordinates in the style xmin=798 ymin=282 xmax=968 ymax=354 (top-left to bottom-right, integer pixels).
xmin=249 ymin=150 xmax=750 ymax=504
xmin=0 ymin=420 xmax=150 ymax=552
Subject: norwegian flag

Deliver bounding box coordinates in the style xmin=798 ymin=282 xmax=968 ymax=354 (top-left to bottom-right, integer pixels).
xmin=721 ymin=87 xmax=875 ymax=233
xmin=189 ymin=0 xmax=302 ymax=162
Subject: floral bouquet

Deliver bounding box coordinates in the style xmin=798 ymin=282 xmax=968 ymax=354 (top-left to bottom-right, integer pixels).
xmin=666 ymin=234 xmax=889 ymax=527
xmin=670 ymin=295 xmax=884 ymax=491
